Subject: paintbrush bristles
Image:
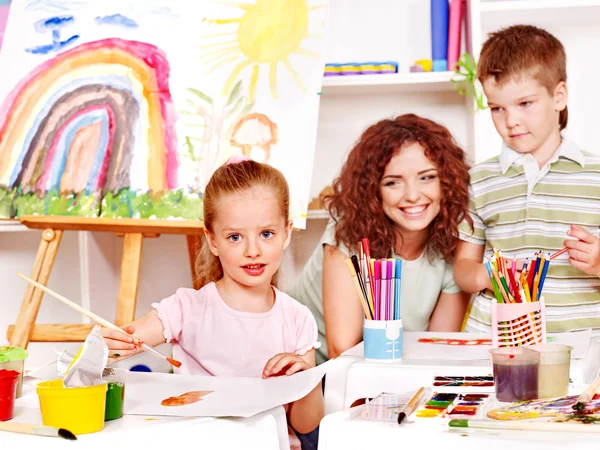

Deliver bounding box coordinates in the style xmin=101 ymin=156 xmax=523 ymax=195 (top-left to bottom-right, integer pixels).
xmin=574 ymin=375 xmax=600 ymax=411
xmin=57 ymin=428 xmax=77 ymax=440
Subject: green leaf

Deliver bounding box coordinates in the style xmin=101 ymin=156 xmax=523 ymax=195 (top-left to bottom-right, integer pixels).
xmin=187 ymin=87 xmax=213 ymax=105
xmin=226 ymin=80 xmax=243 ymax=106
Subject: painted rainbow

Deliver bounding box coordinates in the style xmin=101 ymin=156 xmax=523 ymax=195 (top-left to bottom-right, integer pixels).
xmin=0 ymin=37 xmax=179 ymax=217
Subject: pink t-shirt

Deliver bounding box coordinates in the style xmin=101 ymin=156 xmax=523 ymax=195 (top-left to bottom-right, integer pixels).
xmin=152 ymin=281 xmax=320 ymax=377
xmin=153 ymin=282 xmax=321 ymax=450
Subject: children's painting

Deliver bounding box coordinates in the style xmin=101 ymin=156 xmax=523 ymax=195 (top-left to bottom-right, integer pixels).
xmin=0 ymin=0 xmax=329 ymax=227
xmin=0 ymin=1 xmax=10 ymax=51
xmin=123 ymin=359 xmax=332 ymax=417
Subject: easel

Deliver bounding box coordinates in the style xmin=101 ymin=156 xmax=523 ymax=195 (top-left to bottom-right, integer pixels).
xmin=7 ymin=215 xmax=204 ymax=349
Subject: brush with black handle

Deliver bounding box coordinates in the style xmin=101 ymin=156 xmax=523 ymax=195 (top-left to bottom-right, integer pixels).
xmin=0 ymin=422 xmax=77 ymax=440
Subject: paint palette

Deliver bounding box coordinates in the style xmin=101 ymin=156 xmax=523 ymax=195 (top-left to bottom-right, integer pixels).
xmin=415 ymin=392 xmax=489 ymax=419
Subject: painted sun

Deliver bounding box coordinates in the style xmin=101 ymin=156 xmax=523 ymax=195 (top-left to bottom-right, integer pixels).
xmin=202 ymin=0 xmax=325 ymax=102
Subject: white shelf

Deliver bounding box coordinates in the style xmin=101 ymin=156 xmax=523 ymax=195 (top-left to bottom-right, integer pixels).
xmin=480 ymin=0 xmax=600 ymax=27
xmin=321 ymin=72 xmax=456 ymax=95
xmin=306 ymin=209 xmax=330 ymax=220
xmin=0 ymin=219 xmax=29 ymax=232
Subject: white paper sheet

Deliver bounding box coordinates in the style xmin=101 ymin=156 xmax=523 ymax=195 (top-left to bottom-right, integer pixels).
xmin=123 ymin=358 xmax=337 ymax=418
xmin=402 ymin=332 xmax=493 ymax=361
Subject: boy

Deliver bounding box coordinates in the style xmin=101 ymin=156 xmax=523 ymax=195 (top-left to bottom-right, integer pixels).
xmin=455 ymin=25 xmax=600 ymax=333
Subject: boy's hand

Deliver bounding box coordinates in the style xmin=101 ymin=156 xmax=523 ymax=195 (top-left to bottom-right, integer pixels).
xmin=100 ymin=325 xmax=138 ymax=359
xmin=565 ymin=225 xmax=600 ymax=277
xmin=262 ymin=353 xmax=313 ymax=378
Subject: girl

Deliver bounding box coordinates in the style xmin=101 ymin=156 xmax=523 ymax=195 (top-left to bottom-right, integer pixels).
xmin=101 ymin=155 xmax=323 ymax=448
xmin=290 ymin=114 xmax=473 ymax=362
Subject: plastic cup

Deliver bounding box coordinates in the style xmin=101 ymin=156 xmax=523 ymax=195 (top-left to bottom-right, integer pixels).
xmin=0 ymin=346 xmax=28 ymax=398
xmin=363 ymin=319 xmax=403 ymax=361
xmin=490 ymin=347 xmax=540 ymax=402
xmin=0 ymin=369 xmax=19 ymax=421
xmin=530 ymin=344 xmax=572 ymax=398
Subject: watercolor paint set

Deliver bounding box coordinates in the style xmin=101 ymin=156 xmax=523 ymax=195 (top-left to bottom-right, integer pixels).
xmin=415 ymin=392 xmax=489 ymax=419
xmin=432 ymin=375 xmax=495 ymax=393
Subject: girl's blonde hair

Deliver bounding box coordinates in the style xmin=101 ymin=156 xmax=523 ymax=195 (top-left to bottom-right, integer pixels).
xmin=195 ymin=159 xmax=290 ymax=288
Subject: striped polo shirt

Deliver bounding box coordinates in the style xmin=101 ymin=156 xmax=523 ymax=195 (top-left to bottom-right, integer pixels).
xmin=459 ymin=134 xmax=600 ymax=333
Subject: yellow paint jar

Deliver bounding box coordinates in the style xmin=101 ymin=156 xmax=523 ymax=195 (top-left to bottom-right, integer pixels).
xmin=37 ymin=379 xmax=107 ymax=434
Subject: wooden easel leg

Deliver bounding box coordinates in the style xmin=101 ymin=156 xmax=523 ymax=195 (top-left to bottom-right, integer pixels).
xmin=115 ymin=233 xmax=143 ymax=326
xmin=186 ymin=235 xmax=202 ymax=290
xmin=10 ymin=228 xmax=63 ymax=349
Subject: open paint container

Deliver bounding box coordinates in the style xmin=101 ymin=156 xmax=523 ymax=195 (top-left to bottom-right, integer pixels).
xmin=0 ymin=346 xmax=28 ymax=398
xmin=0 ymin=369 xmax=19 ymax=421
xmin=104 ymin=368 xmax=127 ymax=421
xmin=530 ymin=344 xmax=572 ymax=398
xmin=37 ymin=379 xmax=107 ymax=434
xmin=489 ymin=347 xmax=540 ymax=402
xmin=363 ymin=319 xmax=403 ymax=361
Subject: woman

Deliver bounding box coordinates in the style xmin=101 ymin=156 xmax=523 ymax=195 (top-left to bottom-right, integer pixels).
xmin=289 ymin=114 xmax=473 ymax=363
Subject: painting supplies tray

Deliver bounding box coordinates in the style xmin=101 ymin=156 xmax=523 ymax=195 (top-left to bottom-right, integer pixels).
xmin=432 ymin=375 xmax=495 ymax=393
xmin=350 ymin=389 xmax=430 ymax=423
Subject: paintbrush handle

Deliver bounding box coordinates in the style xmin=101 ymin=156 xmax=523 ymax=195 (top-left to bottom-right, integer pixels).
xmin=17 ymin=273 xmax=123 ymax=332
xmin=578 ymin=376 xmax=600 ymax=404
xmin=0 ymin=422 xmax=35 ymax=435
xmin=450 ymin=419 xmax=600 ymax=433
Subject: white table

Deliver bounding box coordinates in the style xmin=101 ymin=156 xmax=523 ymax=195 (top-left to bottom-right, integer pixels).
xmin=2 ymin=386 xmax=291 ymax=449
xmin=319 ymin=409 xmax=600 ymax=450
xmin=321 ymin=331 xmax=596 ymax=449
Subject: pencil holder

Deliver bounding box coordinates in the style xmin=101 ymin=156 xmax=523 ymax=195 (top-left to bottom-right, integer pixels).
xmin=491 ymin=297 xmax=546 ymax=348
xmin=363 ymin=319 xmax=403 ymax=361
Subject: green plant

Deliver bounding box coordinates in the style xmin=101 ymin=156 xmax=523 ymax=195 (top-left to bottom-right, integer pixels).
xmin=451 ymin=53 xmax=487 ymax=111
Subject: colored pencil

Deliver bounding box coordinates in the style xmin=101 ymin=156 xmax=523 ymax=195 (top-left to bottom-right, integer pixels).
xmin=351 ymin=255 xmax=371 ymax=316
xmin=550 ymin=247 xmax=568 ymax=260
xmin=362 ymin=238 xmax=375 ymax=298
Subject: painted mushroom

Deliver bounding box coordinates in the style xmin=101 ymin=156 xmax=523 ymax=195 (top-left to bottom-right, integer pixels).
xmin=230 ymin=113 xmax=278 ymax=163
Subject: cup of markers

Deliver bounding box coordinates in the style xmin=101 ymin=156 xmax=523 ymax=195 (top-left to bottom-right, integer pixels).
xmin=345 ymin=238 xmax=404 ymax=361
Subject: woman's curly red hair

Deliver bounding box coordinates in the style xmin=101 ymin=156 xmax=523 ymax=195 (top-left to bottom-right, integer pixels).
xmin=327 ymin=114 xmax=472 ymax=263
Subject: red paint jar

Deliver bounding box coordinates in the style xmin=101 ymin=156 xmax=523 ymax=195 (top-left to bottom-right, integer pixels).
xmin=0 ymin=369 xmax=19 ymax=421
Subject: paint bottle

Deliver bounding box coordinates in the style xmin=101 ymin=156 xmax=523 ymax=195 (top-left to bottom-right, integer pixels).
xmin=490 ymin=347 xmax=540 ymax=402
xmin=0 ymin=369 xmax=20 ymax=421
xmin=104 ymin=368 xmax=126 ymax=421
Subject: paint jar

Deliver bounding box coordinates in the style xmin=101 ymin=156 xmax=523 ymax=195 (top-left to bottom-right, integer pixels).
xmin=0 ymin=346 xmax=28 ymax=398
xmin=0 ymin=370 xmax=19 ymax=421
xmin=531 ymin=344 xmax=572 ymax=398
xmin=104 ymin=368 xmax=126 ymax=421
xmin=363 ymin=319 xmax=403 ymax=361
xmin=489 ymin=347 xmax=539 ymax=402
xmin=37 ymin=379 xmax=107 ymax=434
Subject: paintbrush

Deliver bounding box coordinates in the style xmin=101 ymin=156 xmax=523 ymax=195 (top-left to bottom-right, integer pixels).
xmin=449 ymin=419 xmax=600 ymax=433
xmin=0 ymin=422 xmax=77 ymax=440
xmin=16 ymin=273 xmax=182 ymax=369
xmin=397 ymin=387 xmax=426 ymax=424
xmin=573 ymin=375 xmax=600 ymax=412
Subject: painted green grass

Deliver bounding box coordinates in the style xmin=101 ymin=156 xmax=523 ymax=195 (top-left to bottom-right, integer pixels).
xmin=0 ymin=186 xmax=203 ymax=220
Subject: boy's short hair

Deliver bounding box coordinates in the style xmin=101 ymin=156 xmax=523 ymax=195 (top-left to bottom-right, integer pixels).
xmin=477 ymin=24 xmax=567 ymax=130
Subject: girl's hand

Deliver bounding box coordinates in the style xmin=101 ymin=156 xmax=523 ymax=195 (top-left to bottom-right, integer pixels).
xmin=100 ymin=325 xmax=139 ymax=359
xmin=262 ymin=353 xmax=313 ymax=378
xmin=565 ymin=225 xmax=600 ymax=277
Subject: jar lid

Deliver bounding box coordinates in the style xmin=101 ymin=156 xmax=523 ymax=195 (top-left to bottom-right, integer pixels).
xmin=0 ymin=346 xmax=28 ymax=363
